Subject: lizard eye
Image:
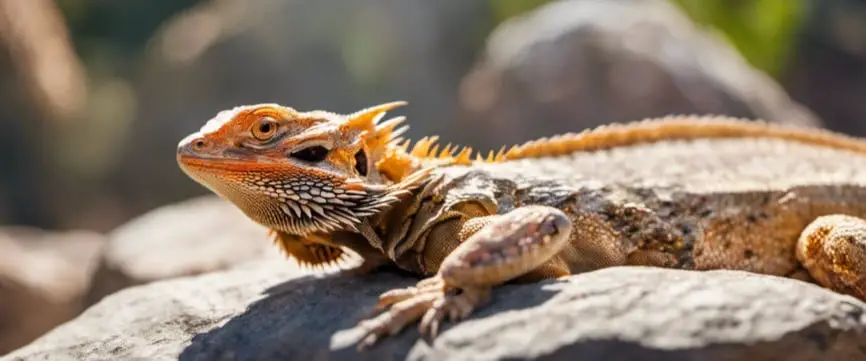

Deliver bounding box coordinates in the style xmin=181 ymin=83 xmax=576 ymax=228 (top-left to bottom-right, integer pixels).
xmin=290 ymin=146 xmax=329 ymax=162
xmin=355 ymin=149 xmax=368 ymax=176
xmin=251 ymin=118 xmax=279 ymax=141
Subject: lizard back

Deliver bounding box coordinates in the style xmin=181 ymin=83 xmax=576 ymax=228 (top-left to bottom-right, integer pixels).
xmin=402 ymin=134 xmax=866 ymax=277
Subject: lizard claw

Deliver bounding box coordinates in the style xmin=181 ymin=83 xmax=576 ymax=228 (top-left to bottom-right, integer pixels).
xmin=418 ymin=287 xmax=490 ymax=339
xmin=356 ymin=275 xmax=448 ymax=349
xmin=356 ymin=288 xmax=440 ymax=350
xmin=418 ymin=299 xmax=447 ymax=338
xmin=356 ymin=276 xmax=492 ymax=349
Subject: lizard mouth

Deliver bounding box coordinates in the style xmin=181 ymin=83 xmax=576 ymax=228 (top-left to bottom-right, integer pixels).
xmin=176 ymin=140 xmax=284 ymax=178
xmin=177 ymin=155 xmax=257 ymax=172
xmin=178 ymin=159 xmax=433 ymax=238
xmin=176 ymin=131 xmax=268 ymax=171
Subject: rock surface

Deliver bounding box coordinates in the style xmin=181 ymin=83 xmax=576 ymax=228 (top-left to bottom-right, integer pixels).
xmin=85 ymin=195 xmax=281 ymax=305
xmin=6 ymin=265 xmax=865 ymax=361
xmin=458 ymin=0 xmax=823 ymax=151
xmin=0 ymin=227 xmax=105 ymax=355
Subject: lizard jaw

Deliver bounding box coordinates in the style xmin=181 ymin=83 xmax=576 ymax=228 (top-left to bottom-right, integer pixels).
xmin=178 ymin=137 xmax=435 ymax=238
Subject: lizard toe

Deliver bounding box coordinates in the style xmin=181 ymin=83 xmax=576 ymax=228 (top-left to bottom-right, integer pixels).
xmin=419 ymin=306 xmax=444 ymax=338
xmin=417 ymin=286 xmax=491 ymax=338
xmin=373 ymin=276 xmax=445 ymax=311
xmin=374 ymin=287 xmax=422 ymax=311
xmin=357 ymin=292 xmax=439 ymax=350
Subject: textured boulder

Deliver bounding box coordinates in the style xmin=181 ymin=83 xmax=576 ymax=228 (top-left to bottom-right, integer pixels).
xmin=458 ymin=0 xmax=823 ymax=151
xmin=0 ymin=227 xmax=104 ymax=355
xmin=85 ymin=195 xmax=281 ymax=305
xmin=7 ymin=265 xmax=865 ymax=361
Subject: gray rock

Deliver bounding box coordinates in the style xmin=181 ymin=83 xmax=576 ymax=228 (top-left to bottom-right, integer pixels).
xmin=6 ymin=265 xmax=865 ymax=361
xmin=458 ymin=0 xmax=823 ymax=151
xmin=0 ymin=227 xmax=105 ymax=355
xmin=85 ymin=196 xmax=281 ymax=305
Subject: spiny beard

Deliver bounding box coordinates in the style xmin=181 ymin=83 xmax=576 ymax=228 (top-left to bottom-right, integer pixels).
xmin=275 ymin=184 xmax=401 ymax=234
xmin=267 ymin=168 xmax=432 ymax=235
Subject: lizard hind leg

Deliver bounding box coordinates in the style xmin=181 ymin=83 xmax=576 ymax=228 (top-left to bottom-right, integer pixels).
xmin=356 ymin=205 xmax=572 ymax=349
xmin=797 ymin=214 xmax=866 ymax=300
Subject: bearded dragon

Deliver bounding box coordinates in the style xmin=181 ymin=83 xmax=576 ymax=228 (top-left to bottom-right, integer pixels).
xmin=176 ymin=101 xmax=866 ymax=349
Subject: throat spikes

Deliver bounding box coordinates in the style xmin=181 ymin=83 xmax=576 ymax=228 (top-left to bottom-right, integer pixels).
xmin=271 ymin=168 xmax=433 ymax=236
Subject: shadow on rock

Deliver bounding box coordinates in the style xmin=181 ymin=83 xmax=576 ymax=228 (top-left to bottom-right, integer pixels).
xmin=7 ymin=267 xmax=864 ymax=361
xmin=180 ymin=270 xmax=564 ymax=361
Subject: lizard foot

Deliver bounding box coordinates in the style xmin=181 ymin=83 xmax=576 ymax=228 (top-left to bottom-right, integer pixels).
xmin=797 ymin=214 xmax=866 ymax=300
xmin=356 ymin=278 xmax=441 ymax=350
xmin=356 ymin=205 xmax=572 ymax=349
xmin=356 ymin=275 xmax=491 ymax=350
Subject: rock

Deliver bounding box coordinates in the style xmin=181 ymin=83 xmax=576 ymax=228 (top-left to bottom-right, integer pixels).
xmin=7 ymin=265 xmax=865 ymax=361
xmin=85 ymin=196 xmax=282 ymax=305
xmin=458 ymin=0 xmax=823 ymax=151
xmin=0 ymin=227 xmax=104 ymax=355
xmin=786 ymin=0 xmax=866 ymax=137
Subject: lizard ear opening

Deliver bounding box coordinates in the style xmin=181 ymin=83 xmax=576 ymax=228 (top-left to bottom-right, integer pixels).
xmin=271 ymin=230 xmax=347 ymax=268
xmin=342 ymin=101 xmax=408 ymax=133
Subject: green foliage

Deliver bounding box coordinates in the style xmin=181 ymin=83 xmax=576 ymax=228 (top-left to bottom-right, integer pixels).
xmin=669 ymin=0 xmax=806 ymax=76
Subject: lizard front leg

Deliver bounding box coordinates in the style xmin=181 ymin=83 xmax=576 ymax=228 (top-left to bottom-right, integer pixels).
xmin=797 ymin=214 xmax=866 ymax=300
xmin=356 ymin=205 xmax=572 ymax=349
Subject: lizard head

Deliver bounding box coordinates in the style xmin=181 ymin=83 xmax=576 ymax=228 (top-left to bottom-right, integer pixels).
xmin=177 ymin=101 xmax=429 ymax=239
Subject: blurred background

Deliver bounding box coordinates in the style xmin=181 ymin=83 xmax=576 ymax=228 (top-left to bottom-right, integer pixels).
xmin=2 ymin=0 xmax=866 ymax=355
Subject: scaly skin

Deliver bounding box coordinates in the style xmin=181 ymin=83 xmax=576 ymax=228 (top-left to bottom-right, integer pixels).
xmin=177 ymin=101 xmax=866 ymax=350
